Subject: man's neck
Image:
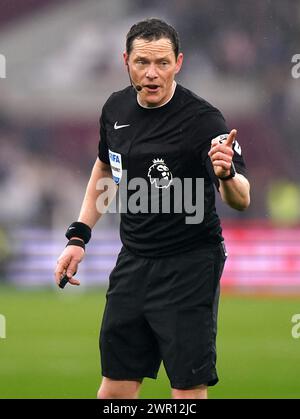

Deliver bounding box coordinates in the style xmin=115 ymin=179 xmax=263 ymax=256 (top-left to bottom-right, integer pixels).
xmin=137 ymin=81 xmax=177 ymax=109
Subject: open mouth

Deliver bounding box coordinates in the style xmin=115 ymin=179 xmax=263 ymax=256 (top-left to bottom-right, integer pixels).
xmin=145 ymin=84 xmax=160 ymax=92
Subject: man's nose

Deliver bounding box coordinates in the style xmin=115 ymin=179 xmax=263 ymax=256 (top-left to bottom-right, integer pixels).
xmin=146 ymin=64 xmax=158 ymax=79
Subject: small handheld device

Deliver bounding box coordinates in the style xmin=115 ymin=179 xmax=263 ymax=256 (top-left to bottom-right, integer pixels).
xmin=59 ymin=274 xmax=69 ymax=289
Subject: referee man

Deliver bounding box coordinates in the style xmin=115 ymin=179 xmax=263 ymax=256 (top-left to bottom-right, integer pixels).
xmin=55 ymin=18 xmax=250 ymax=399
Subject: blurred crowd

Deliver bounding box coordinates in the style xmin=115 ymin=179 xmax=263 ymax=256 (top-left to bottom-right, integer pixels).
xmin=135 ymin=0 xmax=300 ymax=76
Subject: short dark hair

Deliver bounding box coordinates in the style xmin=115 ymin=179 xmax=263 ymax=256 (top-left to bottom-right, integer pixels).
xmin=126 ymin=18 xmax=180 ymax=58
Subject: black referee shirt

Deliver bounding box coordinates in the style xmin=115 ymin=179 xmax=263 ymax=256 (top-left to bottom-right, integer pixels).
xmin=98 ymin=84 xmax=246 ymax=257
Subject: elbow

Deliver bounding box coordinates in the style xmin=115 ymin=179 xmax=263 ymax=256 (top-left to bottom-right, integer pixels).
xmin=234 ymin=195 xmax=251 ymax=211
xmin=225 ymin=190 xmax=250 ymax=211
xmin=236 ymin=203 xmax=250 ymax=212
xmin=235 ymin=181 xmax=251 ymax=211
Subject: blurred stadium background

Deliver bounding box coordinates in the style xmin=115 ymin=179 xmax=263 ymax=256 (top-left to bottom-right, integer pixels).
xmin=0 ymin=0 xmax=300 ymax=398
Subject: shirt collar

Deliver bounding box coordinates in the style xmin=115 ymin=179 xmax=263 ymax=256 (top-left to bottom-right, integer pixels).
xmin=137 ymin=81 xmax=177 ymax=109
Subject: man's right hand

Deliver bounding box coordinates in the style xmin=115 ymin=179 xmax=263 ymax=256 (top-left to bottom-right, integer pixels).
xmin=54 ymin=243 xmax=85 ymax=287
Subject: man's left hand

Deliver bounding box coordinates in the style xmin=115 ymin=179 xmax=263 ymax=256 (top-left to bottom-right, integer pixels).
xmin=208 ymin=129 xmax=237 ymax=179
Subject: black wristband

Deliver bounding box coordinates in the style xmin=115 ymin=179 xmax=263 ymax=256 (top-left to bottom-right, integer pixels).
xmin=66 ymin=239 xmax=85 ymax=250
xmin=218 ymin=162 xmax=236 ymax=181
xmin=65 ymin=222 xmax=91 ymax=244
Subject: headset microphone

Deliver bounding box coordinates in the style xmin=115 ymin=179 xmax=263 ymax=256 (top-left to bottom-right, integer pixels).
xmin=126 ymin=63 xmax=142 ymax=92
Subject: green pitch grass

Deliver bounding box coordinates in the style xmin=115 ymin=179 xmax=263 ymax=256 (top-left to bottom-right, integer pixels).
xmin=0 ymin=286 xmax=299 ymax=399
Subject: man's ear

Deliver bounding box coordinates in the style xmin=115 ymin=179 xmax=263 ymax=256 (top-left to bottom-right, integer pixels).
xmin=123 ymin=52 xmax=129 ymax=67
xmin=175 ymin=52 xmax=184 ymax=74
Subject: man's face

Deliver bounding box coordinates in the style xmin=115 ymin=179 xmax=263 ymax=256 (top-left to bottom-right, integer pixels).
xmin=124 ymin=37 xmax=183 ymax=107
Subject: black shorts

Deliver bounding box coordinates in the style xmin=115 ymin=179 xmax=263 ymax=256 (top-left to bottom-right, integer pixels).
xmin=99 ymin=242 xmax=227 ymax=389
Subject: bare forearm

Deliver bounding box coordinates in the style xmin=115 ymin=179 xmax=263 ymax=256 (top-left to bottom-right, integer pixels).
xmin=78 ymin=158 xmax=117 ymax=228
xmin=219 ymin=174 xmax=250 ymax=211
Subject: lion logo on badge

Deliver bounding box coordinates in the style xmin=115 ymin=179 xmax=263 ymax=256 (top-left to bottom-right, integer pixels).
xmin=148 ymin=158 xmax=173 ymax=189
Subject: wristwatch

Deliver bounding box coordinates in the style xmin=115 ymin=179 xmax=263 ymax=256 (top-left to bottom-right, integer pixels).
xmin=219 ymin=162 xmax=236 ymax=181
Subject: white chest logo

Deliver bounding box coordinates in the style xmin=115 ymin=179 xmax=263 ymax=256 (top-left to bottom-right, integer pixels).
xmin=148 ymin=159 xmax=173 ymax=189
xmin=114 ymin=122 xmax=130 ymax=130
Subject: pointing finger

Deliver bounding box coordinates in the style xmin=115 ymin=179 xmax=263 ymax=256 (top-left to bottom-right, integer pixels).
xmin=225 ymin=129 xmax=237 ymax=147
